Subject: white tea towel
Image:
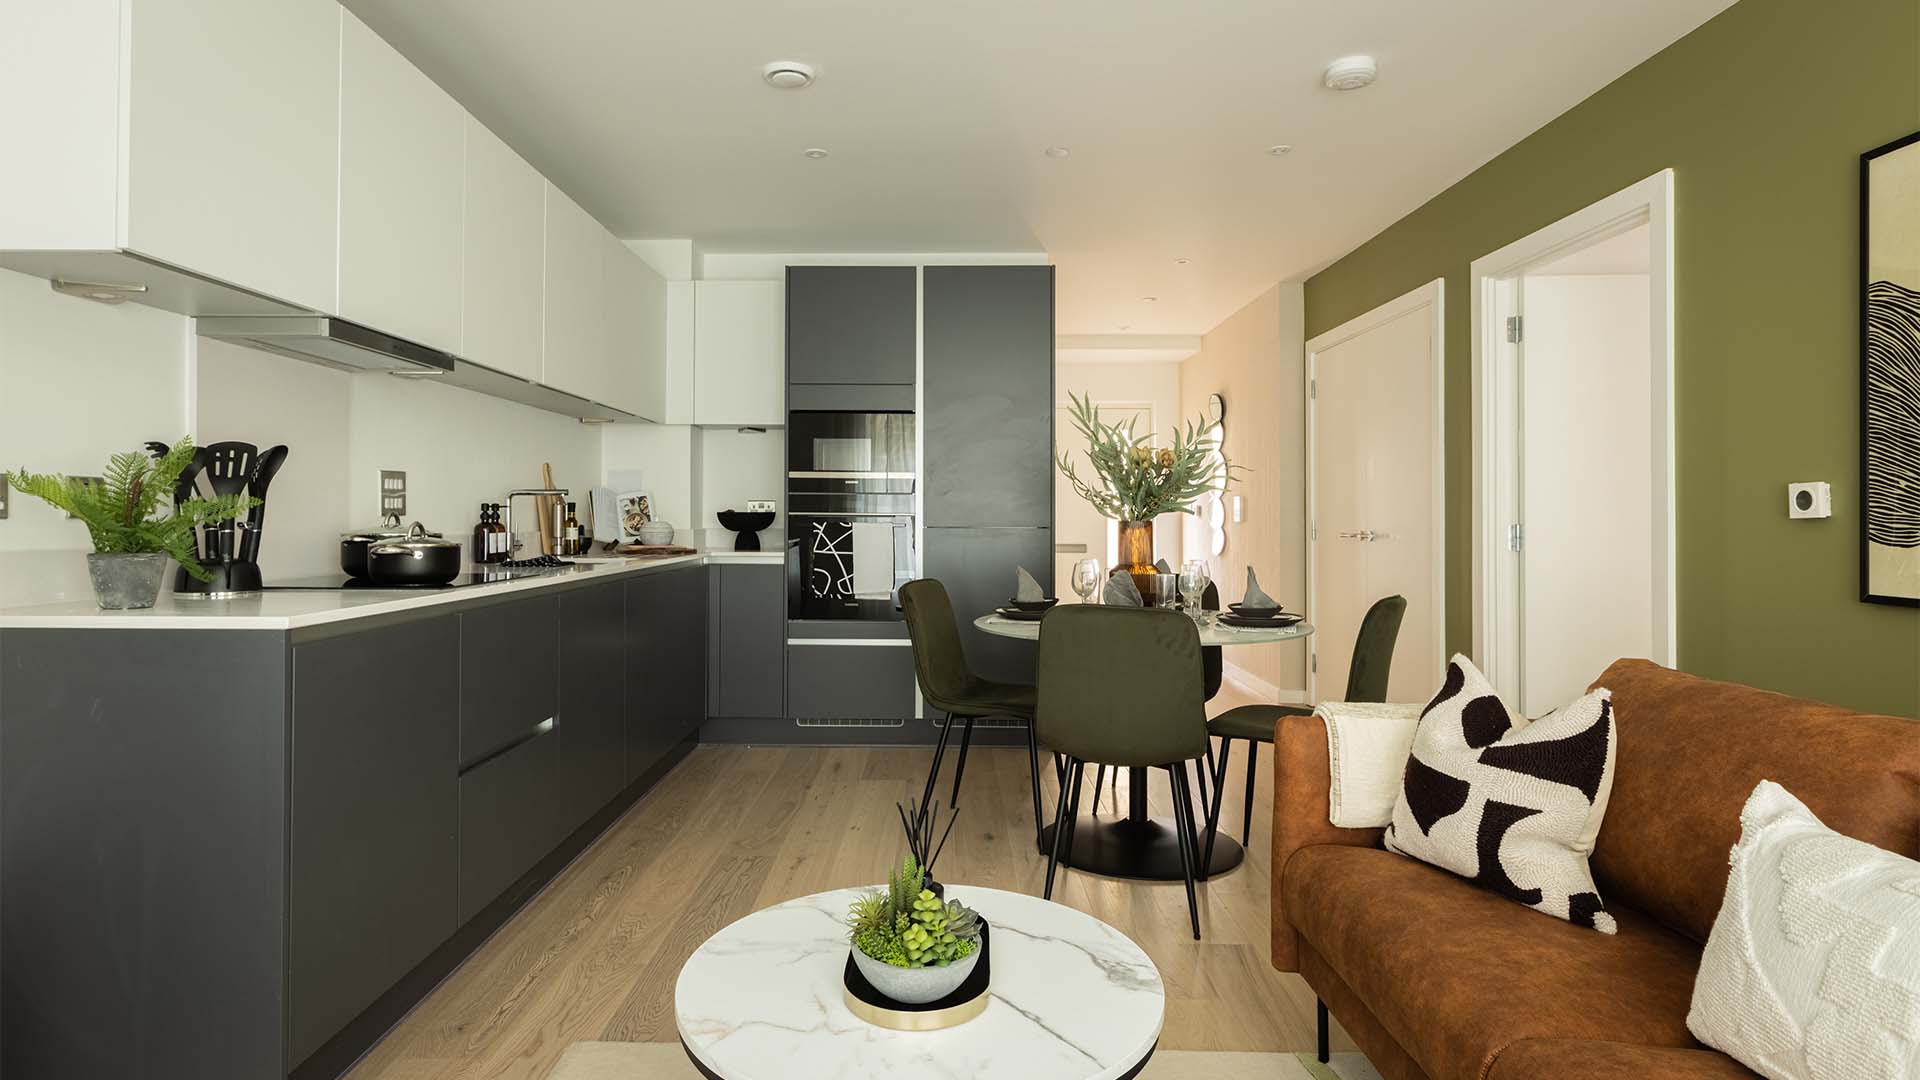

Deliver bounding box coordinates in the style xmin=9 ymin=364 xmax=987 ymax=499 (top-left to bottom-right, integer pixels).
xmin=1103 ymin=572 xmax=1143 ymax=606
xmin=1315 ymin=701 xmax=1422 ymax=828
xmin=1243 ymin=567 xmax=1281 ymax=610
xmin=850 ymin=522 xmax=897 ymax=599
xmin=1015 ymin=566 xmax=1046 ymax=602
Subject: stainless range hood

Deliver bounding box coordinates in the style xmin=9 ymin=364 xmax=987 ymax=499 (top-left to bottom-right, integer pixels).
xmin=195 ymin=315 xmax=456 ymax=375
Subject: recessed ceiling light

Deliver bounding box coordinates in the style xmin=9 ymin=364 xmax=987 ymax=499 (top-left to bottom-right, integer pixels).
xmin=1324 ymin=55 xmax=1377 ymax=91
xmin=763 ymin=61 xmax=815 ymax=89
xmin=1174 ymin=257 xmax=1191 ymax=265
xmin=802 ymin=148 xmax=830 ymax=159
xmin=1267 ymin=144 xmax=1294 ymax=156
xmin=1044 ymin=146 xmax=1070 ymax=158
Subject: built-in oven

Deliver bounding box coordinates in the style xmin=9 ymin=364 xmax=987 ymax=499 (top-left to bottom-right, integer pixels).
xmin=787 ymin=410 xmax=917 ymax=621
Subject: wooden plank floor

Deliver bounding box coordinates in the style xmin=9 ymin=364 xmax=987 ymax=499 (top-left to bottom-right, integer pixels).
xmin=348 ymin=685 xmax=1355 ymax=1079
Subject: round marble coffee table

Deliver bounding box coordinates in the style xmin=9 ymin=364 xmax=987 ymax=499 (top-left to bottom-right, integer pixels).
xmin=675 ymin=886 xmax=1164 ymax=1079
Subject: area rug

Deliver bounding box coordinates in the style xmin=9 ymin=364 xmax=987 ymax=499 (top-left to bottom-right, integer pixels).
xmin=547 ymin=1041 xmax=1384 ymax=1079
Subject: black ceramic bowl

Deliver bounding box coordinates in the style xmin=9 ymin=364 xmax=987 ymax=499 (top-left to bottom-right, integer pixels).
xmin=1007 ymin=597 xmax=1059 ymax=613
xmin=1228 ymin=601 xmax=1283 ymax=617
xmin=717 ymin=510 xmax=776 ymax=533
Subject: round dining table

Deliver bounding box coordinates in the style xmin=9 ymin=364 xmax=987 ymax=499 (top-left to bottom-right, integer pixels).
xmin=974 ymin=610 xmax=1313 ymax=881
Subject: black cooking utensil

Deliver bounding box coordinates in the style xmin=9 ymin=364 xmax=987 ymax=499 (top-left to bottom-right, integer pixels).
xmin=239 ymin=445 xmax=288 ymax=563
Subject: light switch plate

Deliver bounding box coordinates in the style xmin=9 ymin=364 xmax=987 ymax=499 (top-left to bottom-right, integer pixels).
xmin=747 ymin=499 xmax=776 ymax=513
xmin=379 ymin=470 xmax=408 ymax=518
xmin=1787 ymin=481 xmax=1831 ymax=519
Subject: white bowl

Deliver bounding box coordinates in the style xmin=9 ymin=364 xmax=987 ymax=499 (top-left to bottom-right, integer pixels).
xmin=636 ymin=522 xmax=675 ymax=545
xmin=851 ymin=944 xmax=980 ymax=1004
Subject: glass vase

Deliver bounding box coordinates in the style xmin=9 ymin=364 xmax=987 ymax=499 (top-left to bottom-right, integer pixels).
xmin=1117 ymin=519 xmax=1156 ymax=595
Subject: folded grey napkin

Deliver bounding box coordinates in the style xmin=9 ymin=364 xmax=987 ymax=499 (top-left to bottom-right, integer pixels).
xmin=1243 ymin=567 xmax=1281 ymax=610
xmin=1015 ymin=566 xmax=1046 ymax=602
xmin=1102 ymin=572 xmax=1144 ymax=606
xmin=1155 ymin=559 xmax=1173 ymax=573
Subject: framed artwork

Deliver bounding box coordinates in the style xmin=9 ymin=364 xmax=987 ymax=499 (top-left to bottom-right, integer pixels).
xmin=617 ymin=490 xmax=654 ymax=541
xmin=1862 ymin=131 xmax=1920 ymax=606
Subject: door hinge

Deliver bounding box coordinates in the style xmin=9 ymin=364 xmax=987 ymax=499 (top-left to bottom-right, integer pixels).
xmin=1508 ymin=522 xmax=1525 ymax=551
xmin=1311 ymin=653 xmax=1318 ymax=674
xmin=1310 ymin=520 xmax=1317 ymax=541
xmin=1505 ymin=316 xmax=1524 ymax=344
xmin=1309 ymin=379 xmax=1317 ymax=400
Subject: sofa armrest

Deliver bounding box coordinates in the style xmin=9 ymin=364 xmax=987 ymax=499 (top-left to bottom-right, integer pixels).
xmin=1270 ymin=711 xmax=1385 ymax=972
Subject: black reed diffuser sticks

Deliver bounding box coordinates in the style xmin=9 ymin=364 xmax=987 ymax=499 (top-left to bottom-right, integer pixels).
xmin=897 ymin=798 xmax=960 ymax=884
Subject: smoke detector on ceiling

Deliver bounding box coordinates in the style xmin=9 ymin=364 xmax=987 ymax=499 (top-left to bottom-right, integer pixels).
xmin=763 ymin=61 xmax=815 ymax=89
xmin=1323 ymin=55 xmax=1377 ymax=91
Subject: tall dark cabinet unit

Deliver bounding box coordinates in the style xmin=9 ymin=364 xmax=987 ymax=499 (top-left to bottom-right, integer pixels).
xmin=924 ymin=265 xmax=1055 ymax=684
xmin=787 ymin=266 xmax=917 ymax=387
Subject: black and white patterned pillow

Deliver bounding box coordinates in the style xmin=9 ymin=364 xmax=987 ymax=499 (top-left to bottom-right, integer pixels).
xmin=1385 ymin=654 xmax=1619 ymax=933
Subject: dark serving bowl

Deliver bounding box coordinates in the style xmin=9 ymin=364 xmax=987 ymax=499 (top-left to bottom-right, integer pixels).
xmin=716 ymin=510 xmax=778 ymax=552
xmin=1007 ymin=597 xmax=1059 ymax=613
xmin=1228 ymin=601 xmax=1283 ymax=617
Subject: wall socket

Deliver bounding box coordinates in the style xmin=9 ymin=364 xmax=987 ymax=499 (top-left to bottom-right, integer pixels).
xmin=746 ymin=499 xmax=776 ymax=513
xmin=379 ymin=470 xmax=408 ymax=518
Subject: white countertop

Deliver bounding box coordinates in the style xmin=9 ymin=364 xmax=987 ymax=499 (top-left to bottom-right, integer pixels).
xmin=675 ymin=886 xmax=1163 ymax=1080
xmin=0 ymin=549 xmax=784 ymax=632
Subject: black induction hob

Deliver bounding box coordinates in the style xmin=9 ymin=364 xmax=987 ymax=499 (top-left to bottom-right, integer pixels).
xmin=263 ymin=571 xmax=538 ymax=591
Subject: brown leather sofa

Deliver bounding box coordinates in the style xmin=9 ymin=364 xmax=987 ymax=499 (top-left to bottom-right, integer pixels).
xmin=1269 ymin=659 xmax=1920 ymax=1080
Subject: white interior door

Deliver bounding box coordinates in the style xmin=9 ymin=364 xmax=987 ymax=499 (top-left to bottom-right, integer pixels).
xmin=1053 ymin=402 xmax=1150 ymax=588
xmin=1515 ymin=272 xmax=1653 ymax=714
xmin=1309 ymin=282 xmax=1444 ymax=704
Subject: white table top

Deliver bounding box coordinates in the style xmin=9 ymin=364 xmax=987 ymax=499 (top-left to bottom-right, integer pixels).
xmin=975 ymin=610 xmax=1313 ymax=646
xmin=675 ymin=886 xmax=1164 ymax=1080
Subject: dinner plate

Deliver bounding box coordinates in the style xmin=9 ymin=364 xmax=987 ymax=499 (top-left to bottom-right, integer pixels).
xmin=1219 ymin=612 xmax=1302 ymax=628
xmin=994 ymin=607 xmax=1047 ymax=622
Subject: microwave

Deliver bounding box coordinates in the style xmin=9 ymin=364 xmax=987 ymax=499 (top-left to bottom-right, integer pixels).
xmin=787 ymin=410 xmax=916 ymax=496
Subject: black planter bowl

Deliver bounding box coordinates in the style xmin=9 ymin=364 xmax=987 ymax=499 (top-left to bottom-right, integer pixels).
xmin=716 ymin=510 xmax=777 ymax=552
xmin=1007 ymin=597 xmax=1059 ymax=613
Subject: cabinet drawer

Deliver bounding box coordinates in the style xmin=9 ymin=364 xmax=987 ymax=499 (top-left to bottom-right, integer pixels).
xmin=460 ymin=595 xmax=560 ymax=768
xmin=786 ymin=643 xmax=918 ymax=720
xmin=557 ymin=582 xmax=627 ymax=831
xmin=458 ymin=723 xmax=562 ymax=924
xmin=715 ymin=564 xmax=786 ymax=719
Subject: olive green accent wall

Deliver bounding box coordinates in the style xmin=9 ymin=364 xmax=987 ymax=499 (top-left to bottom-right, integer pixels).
xmin=1303 ymin=0 xmax=1920 ymax=717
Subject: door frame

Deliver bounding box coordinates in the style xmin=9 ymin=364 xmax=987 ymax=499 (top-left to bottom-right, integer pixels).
xmin=1304 ymin=278 xmax=1447 ymax=702
xmin=1468 ymin=169 xmax=1677 ymax=696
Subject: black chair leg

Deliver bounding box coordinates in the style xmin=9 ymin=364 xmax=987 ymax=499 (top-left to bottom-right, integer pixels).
xmin=1023 ymin=718 xmax=1045 ymax=850
xmin=1202 ymin=737 xmax=1233 ymax=874
xmin=1091 ymin=764 xmax=1107 ymax=814
xmin=1242 ymin=741 xmax=1260 ymax=847
xmin=1044 ymin=756 xmax=1078 ymax=900
xmin=1196 ymin=738 xmax=1216 ymax=813
xmin=1061 ymin=760 xmax=1086 ymax=867
xmin=1317 ymin=998 xmax=1329 ymax=1063
xmin=948 ymin=715 xmax=977 ymax=806
xmin=1183 ymin=760 xmax=1208 ymax=879
xmin=1168 ymin=766 xmax=1201 ymax=939
xmin=919 ymin=712 xmax=956 ymax=819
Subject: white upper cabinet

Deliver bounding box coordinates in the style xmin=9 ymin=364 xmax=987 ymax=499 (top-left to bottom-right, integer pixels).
xmin=0 ymin=0 xmax=339 ymax=311
xmin=338 ymin=10 xmax=464 ymax=352
xmin=461 ymin=117 xmax=545 ymax=382
xmin=542 ymin=183 xmax=606 ymax=404
xmin=603 ymin=238 xmax=667 ymax=421
xmin=694 ymin=281 xmax=785 ymax=427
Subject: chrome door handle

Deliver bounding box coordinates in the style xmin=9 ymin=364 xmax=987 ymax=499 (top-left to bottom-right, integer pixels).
xmin=1338 ymin=531 xmax=1363 ymax=540
xmin=1338 ymin=530 xmax=1380 ymax=541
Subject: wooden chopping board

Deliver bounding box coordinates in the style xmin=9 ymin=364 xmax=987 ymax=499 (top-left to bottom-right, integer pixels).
xmin=613 ymin=543 xmax=699 ymax=558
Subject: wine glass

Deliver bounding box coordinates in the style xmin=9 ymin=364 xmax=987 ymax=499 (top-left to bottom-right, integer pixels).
xmin=1071 ymin=558 xmax=1102 ymax=604
xmin=1180 ymin=559 xmax=1211 ymax=622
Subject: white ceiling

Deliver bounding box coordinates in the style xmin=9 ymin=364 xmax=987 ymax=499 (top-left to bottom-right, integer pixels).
xmin=343 ymin=0 xmax=1733 ymax=335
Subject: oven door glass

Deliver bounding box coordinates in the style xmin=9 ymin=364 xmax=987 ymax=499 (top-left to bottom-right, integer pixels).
xmin=787 ymin=514 xmax=915 ymax=621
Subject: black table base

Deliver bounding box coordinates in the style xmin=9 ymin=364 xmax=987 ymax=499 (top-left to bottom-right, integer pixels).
xmin=1037 ymin=815 xmax=1244 ymax=880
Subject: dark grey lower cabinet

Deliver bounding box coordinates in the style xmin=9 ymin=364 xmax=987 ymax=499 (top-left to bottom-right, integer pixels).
xmin=786 ymin=643 xmax=918 ymax=720
xmin=289 ymin=617 xmax=459 ymax=1068
xmin=626 ymin=565 xmax=707 ymax=782
xmin=459 ymin=595 xmax=560 ymax=768
xmin=458 ymin=727 xmax=563 ymax=923
xmin=712 ymin=564 xmax=786 ymax=719
xmin=924 ymin=526 xmax=1053 ymax=684
xmin=557 ymin=582 xmax=629 ymax=829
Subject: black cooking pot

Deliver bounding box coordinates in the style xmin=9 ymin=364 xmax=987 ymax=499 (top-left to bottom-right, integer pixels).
xmin=364 ymin=522 xmax=463 ymax=586
xmin=340 ymin=514 xmax=413 ymax=577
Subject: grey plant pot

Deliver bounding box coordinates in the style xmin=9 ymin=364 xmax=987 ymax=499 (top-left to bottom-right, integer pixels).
xmin=851 ymin=943 xmax=980 ymax=1005
xmin=86 ymin=552 xmax=171 ymax=610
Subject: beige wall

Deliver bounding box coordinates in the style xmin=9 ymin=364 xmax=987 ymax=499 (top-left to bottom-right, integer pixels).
xmin=1179 ymin=283 xmax=1308 ymax=697
xmin=1055 ymin=359 xmax=1187 ymax=563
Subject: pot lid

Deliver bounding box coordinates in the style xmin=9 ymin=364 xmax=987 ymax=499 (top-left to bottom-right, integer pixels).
xmin=368 ymin=521 xmax=461 ymax=555
xmin=342 ymin=513 xmax=419 ymax=542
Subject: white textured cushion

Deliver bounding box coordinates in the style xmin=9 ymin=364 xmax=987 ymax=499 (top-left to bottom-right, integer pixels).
xmin=1384 ymin=654 xmax=1618 ymax=932
xmin=1688 ymin=781 xmax=1920 ymax=1080
xmin=1315 ymin=701 xmax=1422 ymax=829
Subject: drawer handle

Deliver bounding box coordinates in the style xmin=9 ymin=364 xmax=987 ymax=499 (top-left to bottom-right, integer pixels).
xmin=460 ymin=716 xmax=555 ymax=776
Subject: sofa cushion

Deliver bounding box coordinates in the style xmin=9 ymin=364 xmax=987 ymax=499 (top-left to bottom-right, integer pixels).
xmin=1284 ymin=843 xmax=1703 ymax=1080
xmin=1591 ymin=661 xmax=1920 ymax=944
xmin=1487 ymin=1038 xmax=1759 ymax=1079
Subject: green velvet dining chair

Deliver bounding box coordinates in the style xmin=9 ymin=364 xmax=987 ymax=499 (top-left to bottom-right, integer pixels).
xmin=1090 ymin=580 xmax=1220 ymax=817
xmin=1036 ymin=604 xmax=1211 ymax=939
xmin=1200 ymin=594 xmax=1407 ymax=874
xmin=899 ymin=579 xmax=1046 ymax=848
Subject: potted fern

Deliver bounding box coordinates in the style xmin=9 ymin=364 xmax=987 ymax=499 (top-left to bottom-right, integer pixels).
xmin=7 ymin=438 xmax=256 ymax=610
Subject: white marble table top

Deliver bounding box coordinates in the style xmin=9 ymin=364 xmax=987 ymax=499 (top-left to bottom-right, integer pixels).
xmin=675 ymin=886 xmax=1164 ymax=1080
xmin=975 ymin=611 xmax=1314 ymax=646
